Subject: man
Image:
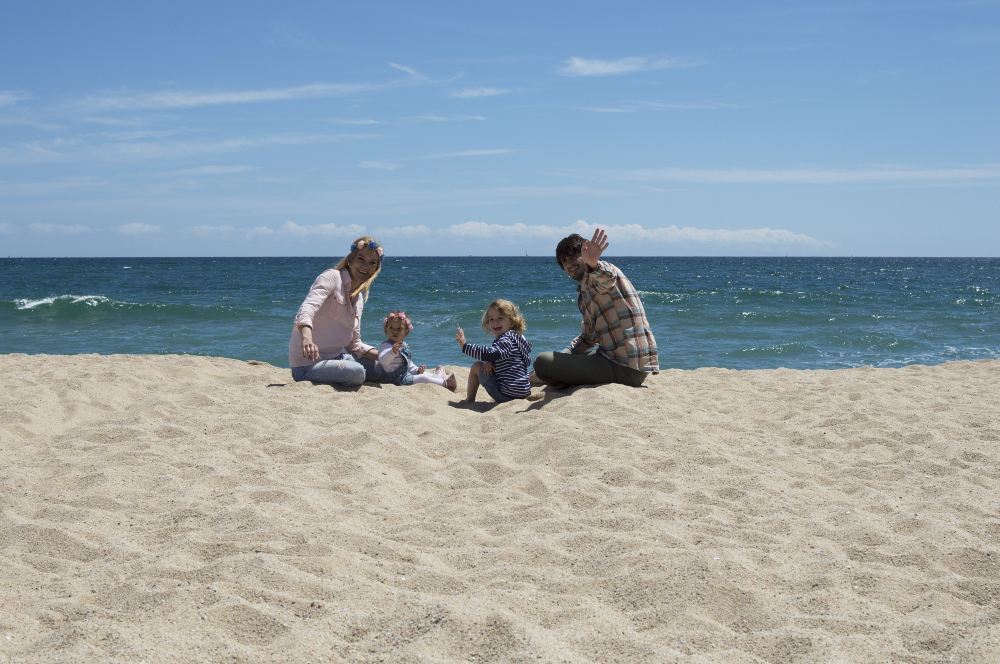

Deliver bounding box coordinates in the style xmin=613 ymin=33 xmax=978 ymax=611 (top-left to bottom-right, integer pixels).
xmin=533 ymin=228 xmax=659 ymax=387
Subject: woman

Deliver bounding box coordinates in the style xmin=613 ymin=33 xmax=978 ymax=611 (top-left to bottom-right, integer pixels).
xmin=289 ymin=236 xmax=383 ymax=386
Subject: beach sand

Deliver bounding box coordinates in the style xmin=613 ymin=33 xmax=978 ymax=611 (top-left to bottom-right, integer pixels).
xmin=1 ymin=354 xmax=998 ymax=662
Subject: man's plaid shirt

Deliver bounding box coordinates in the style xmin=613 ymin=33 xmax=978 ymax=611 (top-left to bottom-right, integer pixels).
xmin=569 ymin=261 xmax=659 ymax=372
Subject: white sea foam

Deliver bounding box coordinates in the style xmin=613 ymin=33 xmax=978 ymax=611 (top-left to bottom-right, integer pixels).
xmin=15 ymin=295 xmax=110 ymax=310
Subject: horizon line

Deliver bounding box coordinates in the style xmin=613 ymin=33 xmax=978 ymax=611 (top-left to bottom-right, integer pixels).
xmin=4 ymin=255 xmax=999 ymax=260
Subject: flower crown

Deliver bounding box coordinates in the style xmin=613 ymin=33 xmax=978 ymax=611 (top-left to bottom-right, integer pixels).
xmin=351 ymin=239 xmax=384 ymax=258
xmin=383 ymin=310 xmax=413 ymax=332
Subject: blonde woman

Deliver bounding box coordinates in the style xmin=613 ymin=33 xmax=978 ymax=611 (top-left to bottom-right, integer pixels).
xmin=289 ymin=236 xmax=383 ymax=386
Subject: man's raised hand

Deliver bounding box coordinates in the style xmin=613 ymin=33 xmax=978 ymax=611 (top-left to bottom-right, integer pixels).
xmin=580 ymin=227 xmax=609 ymax=268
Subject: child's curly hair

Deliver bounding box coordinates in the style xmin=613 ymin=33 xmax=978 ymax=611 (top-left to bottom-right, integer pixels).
xmin=383 ymin=311 xmax=413 ymax=334
xmin=481 ymin=299 xmax=527 ymax=334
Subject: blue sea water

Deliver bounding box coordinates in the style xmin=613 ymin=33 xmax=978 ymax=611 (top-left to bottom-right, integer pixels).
xmin=1 ymin=257 xmax=998 ymax=370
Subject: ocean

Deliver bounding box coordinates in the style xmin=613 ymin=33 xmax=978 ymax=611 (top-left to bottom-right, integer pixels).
xmin=2 ymin=257 xmax=998 ymax=371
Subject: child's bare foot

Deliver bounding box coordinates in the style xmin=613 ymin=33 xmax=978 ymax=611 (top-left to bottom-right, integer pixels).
xmin=445 ymin=373 xmax=457 ymax=392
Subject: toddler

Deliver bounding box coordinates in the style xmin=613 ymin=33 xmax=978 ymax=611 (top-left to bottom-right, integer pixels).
xmin=379 ymin=311 xmax=456 ymax=390
xmin=455 ymin=299 xmax=532 ymax=403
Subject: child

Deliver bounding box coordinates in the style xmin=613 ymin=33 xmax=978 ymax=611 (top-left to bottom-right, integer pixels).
xmin=455 ymin=299 xmax=532 ymax=403
xmin=378 ymin=311 xmax=456 ymax=390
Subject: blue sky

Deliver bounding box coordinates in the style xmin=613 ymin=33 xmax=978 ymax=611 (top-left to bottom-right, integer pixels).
xmin=1 ymin=1 xmax=998 ymax=257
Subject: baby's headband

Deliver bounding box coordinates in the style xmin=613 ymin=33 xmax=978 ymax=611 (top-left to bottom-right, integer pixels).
xmin=383 ymin=310 xmax=413 ymax=331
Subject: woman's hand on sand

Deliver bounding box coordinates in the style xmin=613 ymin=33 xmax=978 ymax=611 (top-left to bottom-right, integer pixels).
xmin=300 ymin=325 xmax=320 ymax=360
xmin=580 ymin=227 xmax=608 ymax=269
xmin=455 ymin=326 xmax=466 ymax=346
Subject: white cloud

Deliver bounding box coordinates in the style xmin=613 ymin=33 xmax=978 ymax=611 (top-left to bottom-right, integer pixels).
xmin=164 ymin=165 xmax=256 ymax=176
xmin=622 ymin=165 xmax=1000 ymax=184
xmin=117 ymin=223 xmax=161 ymax=235
xmin=29 ymin=223 xmax=92 ymax=235
xmin=192 ymin=222 xmax=367 ymax=241
xmin=0 ymin=176 xmax=106 ymax=196
xmin=269 ymin=24 xmax=323 ymax=50
xmin=330 ymin=118 xmax=381 ymax=125
xmin=101 ymin=132 xmax=375 ymax=161
xmin=78 ymin=82 xmax=390 ymax=111
xmin=388 ymin=62 xmax=428 ymax=80
xmin=245 ymin=226 xmax=276 ymax=240
xmin=584 ymin=100 xmax=737 ymax=113
xmin=0 ymin=223 xmax=13 ymax=233
xmin=359 ymin=160 xmax=399 ymax=170
xmin=0 ymin=90 xmax=29 ymax=107
xmin=404 ymin=114 xmax=486 ymax=124
xmin=280 ymin=221 xmax=366 ymax=236
xmin=0 ymin=132 xmax=377 ymax=165
xmin=587 ymin=222 xmax=829 ymax=246
xmin=447 ymin=221 xmax=567 ymax=239
xmin=0 ymin=117 xmax=61 ymax=131
xmin=192 ymin=225 xmax=238 ymax=239
xmin=377 ymin=224 xmax=431 ymax=238
xmin=559 ymin=56 xmax=695 ymax=77
xmin=190 ymin=225 xmax=274 ymax=240
xmin=449 ymin=87 xmax=512 ymax=98
xmin=426 ymin=148 xmax=517 ymax=159
xmin=447 ymin=220 xmax=828 ymax=247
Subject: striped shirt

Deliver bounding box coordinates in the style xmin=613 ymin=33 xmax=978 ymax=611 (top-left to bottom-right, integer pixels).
xmin=462 ymin=330 xmax=533 ymax=398
xmin=570 ymin=261 xmax=659 ymax=372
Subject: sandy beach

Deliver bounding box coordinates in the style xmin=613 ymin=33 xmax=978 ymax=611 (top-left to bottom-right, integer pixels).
xmin=1 ymin=354 xmax=998 ymax=662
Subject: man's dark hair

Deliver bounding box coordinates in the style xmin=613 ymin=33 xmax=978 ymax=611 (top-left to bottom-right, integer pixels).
xmin=555 ymin=234 xmax=586 ymax=266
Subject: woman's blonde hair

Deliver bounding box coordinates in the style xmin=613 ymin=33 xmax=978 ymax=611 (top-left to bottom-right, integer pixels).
xmin=481 ymin=299 xmax=527 ymax=334
xmin=335 ymin=235 xmax=383 ymax=300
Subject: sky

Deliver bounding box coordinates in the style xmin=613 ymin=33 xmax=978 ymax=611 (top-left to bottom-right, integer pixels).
xmin=1 ymin=1 xmax=998 ymax=257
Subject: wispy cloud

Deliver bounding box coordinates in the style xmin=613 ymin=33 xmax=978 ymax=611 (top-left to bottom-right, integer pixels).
xmin=377 ymin=224 xmax=431 ymax=238
xmin=29 ymin=223 xmax=92 ymax=235
xmin=403 ymin=114 xmax=486 ymax=123
xmin=0 ymin=90 xmax=29 ymax=107
xmin=268 ymin=23 xmax=324 ymax=50
xmin=389 ymin=62 xmax=428 ymax=80
xmin=0 ymin=117 xmax=63 ymax=131
xmin=191 ymin=225 xmax=274 ymax=241
xmin=163 ymin=165 xmax=257 ymax=177
xmin=558 ymin=56 xmax=696 ymax=77
xmin=117 ymin=223 xmax=161 ymax=235
xmin=192 ymin=221 xmax=367 ymax=240
xmin=77 ymin=82 xmax=392 ymax=111
xmin=448 ymin=220 xmax=828 ymax=246
xmin=97 ymin=132 xmax=376 ymax=161
xmin=0 ymin=176 xmax=106 ymax=196
xmin=0 ymin=223 xmax=13 ymax=234
xmin=584 ymin=100 xmax=738 ymax=113
xmin=280 ymin=221 xmax=366 ymax=236
xmin=329 ymin=118 xmax=382 ymax=125
xmin=449 ymin=87 xmax=513 ymax=98
xmin=621 ymin=165 xmax=1000 ymax=184
xmin=425 ymin=148 xmax=517 ymax=159
xmin=598 ymin=223 xmax=829 ymax=246
xmin=359 ymin=160 xmax=400 ymax=170
xmin=448 ymin=221 xmax=566 ymax=239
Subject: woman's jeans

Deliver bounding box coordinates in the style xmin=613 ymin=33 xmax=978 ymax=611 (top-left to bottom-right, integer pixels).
xmin=291 ymin=353 xmax=373 ymax=387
